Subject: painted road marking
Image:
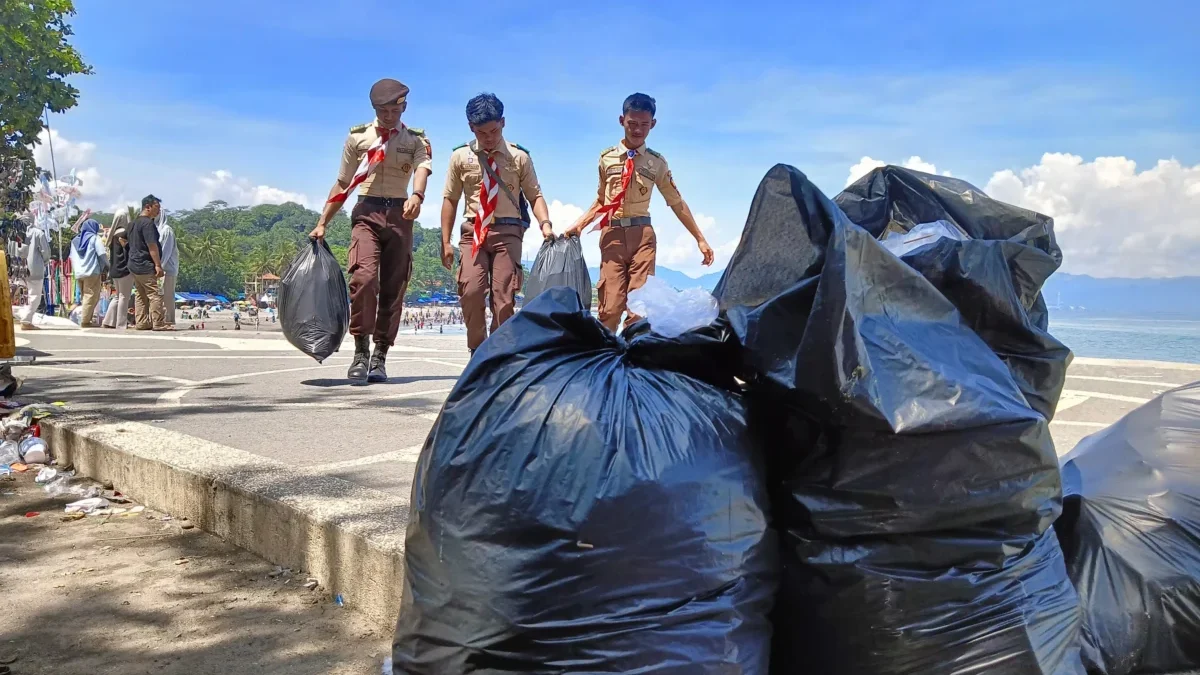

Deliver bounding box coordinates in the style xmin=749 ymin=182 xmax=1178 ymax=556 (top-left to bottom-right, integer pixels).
xmin=1060 ymin=389 xmax=1151 ymax=405
xmin=24 ymin=364 xmax=194 ymax=386
xmin=1067 ymin=375 xmax=1186 ymax=388
xmin=311 ymin=444 xmax=425 ymax=471
xmin=1072 ymin=357 xmax=1200 ymax=372
xmin=1050 ymin=420 xmax=1110 ymax=428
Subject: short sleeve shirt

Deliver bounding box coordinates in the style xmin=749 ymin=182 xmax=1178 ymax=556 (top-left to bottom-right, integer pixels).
xmin=596 ymin=141 xmax=683 ymax=218
xmin=442 ymin=139 xmax=544 ymax=221
xmin=337 ymin=120 xmax=432 ymax=199
xmin=127 ymin=216 xmax=161 ymax=276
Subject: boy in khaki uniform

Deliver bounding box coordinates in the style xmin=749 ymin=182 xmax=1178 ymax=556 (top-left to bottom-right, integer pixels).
xmin=441 ymin=93 xmax=554 ymax=353
xmin=310 ymin=78 xmax=432 ymax=383
xmin=566 ymin=93 xmax=713 ymax=332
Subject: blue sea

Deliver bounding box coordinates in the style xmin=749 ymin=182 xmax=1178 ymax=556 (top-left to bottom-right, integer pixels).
xmin=1049 ymin=316 xmax=1200 ymax=365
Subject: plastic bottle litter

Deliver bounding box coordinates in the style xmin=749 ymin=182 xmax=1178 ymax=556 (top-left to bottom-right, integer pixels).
xmin=0 ymin=441 xmax=19 ymax=465
xmin=34 ymin=466 xmax=57 ymax=484
xmin=65 ymin=497 xmax=110 ymax=514
xmin=626 ymin=275 xmax=719 ymax=338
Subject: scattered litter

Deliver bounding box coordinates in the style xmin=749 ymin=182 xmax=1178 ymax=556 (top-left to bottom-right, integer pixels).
xmin=129 ymin=505 xmax=145 ymax=513
xmin=335 ymin=594 xmax=344 ymax=607
xmin=65 ymin=497 xmax=111 ymax=514
xmin=381 ymin=657 xmax=392 ymax=674
xmin=175 ymin=558 xmax=189 ymax=566
xmin=10 ymin=463 xmax=27 ymax=472
xmin=24 ymin=512 xmax=39 ymax=518
xmin=268 ymin=566 xmax=292 ymax=578
xmin=181 ymin=522 xmax=195 ymax=530
xmin=0 ymin=465 xmax=10 ymax=479
xmin=304 ymin=579 xmax=319 ymax=590
xmin=61 ymin=513 xmax=85 ymax=522
xmin=151 ymin=419 xmax=165 ymax=423
xmin=0 ymin=441 xmax=19 ymax=465
xmin=18 ymin=437 xmax=48 ymax=464
xmin=34 ymin=466 xmax=57 ymax=483
xmin=160 ymin=515 xmax=173 ymax=522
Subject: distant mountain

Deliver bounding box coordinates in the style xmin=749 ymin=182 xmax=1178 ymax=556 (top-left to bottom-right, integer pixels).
xmin=1042 ymin=274 xmax=1200 ymax=319
xmin=584 ymin=266 xmax=724 ymax=291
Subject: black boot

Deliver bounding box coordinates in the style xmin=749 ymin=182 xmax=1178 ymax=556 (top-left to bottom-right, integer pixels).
xmin=367 ymin=343 xmax=389 ymax=383
xmin=347 ymin=335 xmax=370 ymax=381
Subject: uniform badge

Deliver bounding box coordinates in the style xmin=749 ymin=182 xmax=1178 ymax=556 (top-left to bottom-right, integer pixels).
xmin=506 ymin=183 xmax=515 ymax=193
xmin=639 ymin=185 xmax=648 ymax=196
xmin=467 ymin=155 xmax=475 ymax=164
xmin=401 ymin=163 xmax=412 ymax=173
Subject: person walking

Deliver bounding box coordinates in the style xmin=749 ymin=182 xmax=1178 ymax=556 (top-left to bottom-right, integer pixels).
xmin=309 ymin=78 xmax=432 ymax=383
xmin=157 ymin=213 xmax=180 ymax=328
xmin=440 ymin=93 xmax=553 ymax=354
xmin=565 ymin=93 xmax=714 ymax=332
xmin=127 ymin=195 xmax=168 ymax=331
xmin=101 ymin=212 xmax=133 ymax=329
xmin=20 ymin=218 xmax=51 ymax=330
xmin=68 ymin=219 xmax=109 ymax=328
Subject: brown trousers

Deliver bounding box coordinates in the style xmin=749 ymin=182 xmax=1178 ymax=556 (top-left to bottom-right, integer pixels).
xmin=77 ymin=275 xmax=102 ymax=327
xmin=132 ymin=273 xmax=165 ymax=329
xmin=598 ymin=224 xmax=656 ymax=332
xmin=348 ymin=201 xmax=413 ymax=346
xmin=457 ymin=223 xmax=524 ymax=350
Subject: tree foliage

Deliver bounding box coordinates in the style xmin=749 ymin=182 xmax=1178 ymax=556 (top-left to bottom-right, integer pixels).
xmin=0 ymin=0 xmax=91 ymax=217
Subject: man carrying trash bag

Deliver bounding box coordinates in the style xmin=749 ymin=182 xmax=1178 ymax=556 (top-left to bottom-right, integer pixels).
xmin=310 ymin=78 xmax=432 ymax=382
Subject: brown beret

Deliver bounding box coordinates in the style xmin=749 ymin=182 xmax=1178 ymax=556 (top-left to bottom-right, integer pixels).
xmin=370 ymin=78 xmax=409 ymax=107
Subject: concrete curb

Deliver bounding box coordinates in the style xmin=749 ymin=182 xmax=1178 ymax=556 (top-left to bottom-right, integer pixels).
xmin=42 ymin=413 xmax=410 ymax=631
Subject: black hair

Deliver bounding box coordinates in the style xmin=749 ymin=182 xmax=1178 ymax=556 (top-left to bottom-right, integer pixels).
xmin=466 ymin=93 xmax=504 ymax=126
xmin=622 ymin=93 xmax=656 ymax=117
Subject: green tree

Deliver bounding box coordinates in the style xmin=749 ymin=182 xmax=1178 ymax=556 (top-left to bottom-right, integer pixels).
xmin=0 ymin=0 xmax=91 ymax=218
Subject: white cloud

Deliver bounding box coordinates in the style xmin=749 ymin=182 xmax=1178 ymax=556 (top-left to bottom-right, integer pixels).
xmin=195 ymin=170 xmax=312 ymax=208
xmin=846 ymin=155 xmax=952 ymax=187
xmin=984 ymin=153 xmax=1200 ymax=278
xmin=518 ymin=200 xmax=587 ymax=262
xmin=33 ymin=129 xmax=96 ymax=168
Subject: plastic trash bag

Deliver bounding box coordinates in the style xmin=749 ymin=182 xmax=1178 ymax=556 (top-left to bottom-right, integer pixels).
xmin=278 ymin=239 xmax=350 ymax=362
xmin=627 ymin=275 xmax=719 ymax=338
xmin=0 ymin=440 xmax=18 ymax=465
xmin=524 ymin=235 xmax=592 ymax=310
xmin=835 ymin=166 xmax=1072 ymax=420
xmin=1055 ymin=382 xmax=1200 ymax=675
xmin=393 ymin=287 xmax=778 ymax=674
xmin=715 ymin=164 xmax=1083 ymax=675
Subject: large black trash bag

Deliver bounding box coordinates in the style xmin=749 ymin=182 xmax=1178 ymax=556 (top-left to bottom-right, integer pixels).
xmin=278 ymin=239 xmax=350 ymax=362
xmin=835 ymin=166 xmax=1072 ymax=420
xmin=715 ymin=165 xmax=1083 ymax=675
xmin=525 ymin=235 xmax=593 ymax=310
xmin=1055 ymin=382 xmax=1200 ymax=675
xmin=392 ymin=287 xmax=778 ymax=674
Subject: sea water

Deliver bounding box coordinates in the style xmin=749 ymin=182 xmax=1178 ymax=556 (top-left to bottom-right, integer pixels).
xmin=1050 ymin=317 xmax=1200 ymax=365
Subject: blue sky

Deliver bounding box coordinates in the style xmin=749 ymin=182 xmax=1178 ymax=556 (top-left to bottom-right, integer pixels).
xmin=40 ymin=0 xmax=1200 ymax=277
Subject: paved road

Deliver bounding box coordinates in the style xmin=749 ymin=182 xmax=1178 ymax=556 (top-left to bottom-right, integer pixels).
xmin=13 ymin=323 xmax=1200 ymax=496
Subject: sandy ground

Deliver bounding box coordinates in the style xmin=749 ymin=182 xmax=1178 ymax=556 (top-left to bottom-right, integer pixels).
xmin=0 ymin=470 xmax=389 ymax=675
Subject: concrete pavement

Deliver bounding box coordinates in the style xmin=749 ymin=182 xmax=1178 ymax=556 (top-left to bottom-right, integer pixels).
xmin=13 ymin=320 xmax=1200 ymax=627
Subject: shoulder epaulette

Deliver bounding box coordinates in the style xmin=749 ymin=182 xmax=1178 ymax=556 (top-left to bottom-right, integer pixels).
xmin=407 ymin=127 xmax=426 ymax=136
xmin=645 ymin=148 xmax=664 ymax=159
xmin=349 ymin=123 xmax=369 ymax=134
xmin=601 ymin=145 xmax=620 ymax=156
xmin=511 ymin=142 xmax=531 ymax=155
xmin=451 ymin=143 xmax=469 ymax=152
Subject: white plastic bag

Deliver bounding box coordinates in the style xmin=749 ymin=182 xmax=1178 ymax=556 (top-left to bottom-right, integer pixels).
xmin=627 ymin=275 xmax=719 ymax=339
xmin=880 ymin=220 xmax=969 ymax=258
xmin=0 ymin=440 xmax=19 ymax=465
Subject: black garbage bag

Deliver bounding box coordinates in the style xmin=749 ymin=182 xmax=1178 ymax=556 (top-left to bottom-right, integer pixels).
xmin=715 ymin=165 xmax=1083 ymax=675
xmin=524 ymin=235 xmax=592 ymax=309
xmin=393 ymin=287 xmax=778 ymax=674
xmin=278 ymin=239 xmax=350 ymax=362
xmin=1055 ymin=382 xmax=1200 ymax=675
xmin=834 ymin=166 xmax=1072 ymax=420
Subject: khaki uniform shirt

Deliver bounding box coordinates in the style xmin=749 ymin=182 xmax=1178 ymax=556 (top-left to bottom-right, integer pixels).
xmin=337 ymin=120 xmax=432 ymax=199
xmin=443 ymin=139 xmax=544 ymax=220
xmin=597 ymin=141 xmax=683 ymax=219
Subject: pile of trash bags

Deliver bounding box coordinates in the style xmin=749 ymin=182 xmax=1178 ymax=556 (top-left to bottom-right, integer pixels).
xmin=524 ymin=235 xmax=592 ymax=310
xmin=278 ymin=239 xmax=350 ymax=362
xmin=1055 ymin=382 xmax=1200 ymax=675
xmin=391 ymin=163 xmax=1196 ymax=674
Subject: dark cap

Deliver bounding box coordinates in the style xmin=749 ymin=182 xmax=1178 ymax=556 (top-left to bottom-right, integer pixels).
xmin=370 ymin=79 xmax=409 ymax=107
xmin=141 ymin=194 xmax=161 ymax=208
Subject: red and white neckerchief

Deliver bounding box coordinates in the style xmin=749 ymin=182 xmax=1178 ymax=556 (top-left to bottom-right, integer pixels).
xmin=473 ymin=148 xmax=500 ymax=254
xmin=588 ymin=147 xmax=638 ymax=231
xmin=326 ymin=123 xmax=401 ymax=206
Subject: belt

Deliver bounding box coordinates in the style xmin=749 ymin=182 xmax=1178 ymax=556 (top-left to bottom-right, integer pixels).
xmin=610 ymin=216 xmax=652 ymax=228
xmin=464 ymin=217 xmax=529 ymax=228
xmin=359 ymin=195 xmax=407 ymax=208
